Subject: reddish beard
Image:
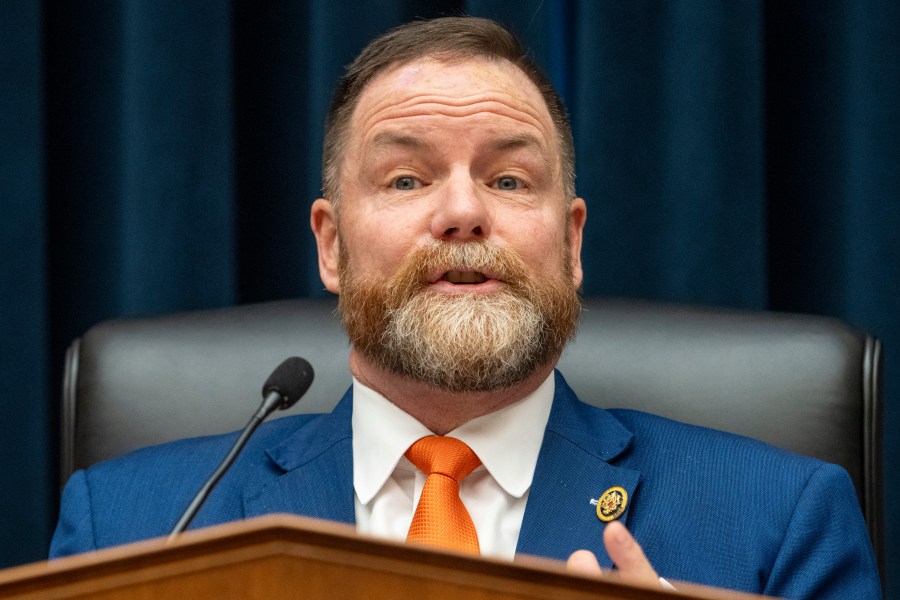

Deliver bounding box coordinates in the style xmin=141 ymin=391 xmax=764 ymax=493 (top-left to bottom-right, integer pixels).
xmin=338 ymin=240 xmax=581 ymax=392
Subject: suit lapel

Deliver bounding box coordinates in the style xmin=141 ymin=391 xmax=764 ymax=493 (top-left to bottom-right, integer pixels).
xmin=243 ymin=391 xmax=356 ymax=524
xmin=241 ymin=374 xmax=642 ymax=564
xmin=516 ymin=372 xmax=641 ymax=565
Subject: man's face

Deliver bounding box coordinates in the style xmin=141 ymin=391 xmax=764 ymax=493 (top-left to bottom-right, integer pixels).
xmin=312 ymin=56 xmax=586 ymax=391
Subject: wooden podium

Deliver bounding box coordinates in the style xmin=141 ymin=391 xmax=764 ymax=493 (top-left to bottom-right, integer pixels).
xmin=0 ymin=515 xmax=773 ymax=599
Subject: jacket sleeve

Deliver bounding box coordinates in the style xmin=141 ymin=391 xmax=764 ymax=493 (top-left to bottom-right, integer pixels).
xmin=764 ymin=462 xmax=881 ymax=600
xmin=49 ymin=470 xmax=97 ymax=558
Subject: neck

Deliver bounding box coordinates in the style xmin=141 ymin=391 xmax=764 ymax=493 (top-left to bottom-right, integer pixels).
xmin=348 ymin=350 xmax=556 ymax=435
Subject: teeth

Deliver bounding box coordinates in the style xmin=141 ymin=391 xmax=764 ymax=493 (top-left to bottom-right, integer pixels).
xmin=444 ymin=271 xmax=487 ymax=284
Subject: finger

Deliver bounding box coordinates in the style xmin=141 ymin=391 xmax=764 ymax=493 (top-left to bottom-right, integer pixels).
xmin=566 ymin=549 xmax=603 ymax=576
xmin=603 ymin=521 xmax=659 ymax=586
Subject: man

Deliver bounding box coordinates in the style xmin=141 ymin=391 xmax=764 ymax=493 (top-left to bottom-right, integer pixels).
xmin=51 ymin=17 xmax=881 ymax=599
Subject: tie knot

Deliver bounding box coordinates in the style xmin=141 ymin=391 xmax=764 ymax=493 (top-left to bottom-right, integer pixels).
xmin=405 ymin=436 xmax=481 ymax=482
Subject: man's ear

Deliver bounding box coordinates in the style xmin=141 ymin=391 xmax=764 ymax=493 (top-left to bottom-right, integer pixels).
xmin=310 ymin=198 xmax=341 ymax=293
xmin=567 ymin=197 xmax=587 ymax=288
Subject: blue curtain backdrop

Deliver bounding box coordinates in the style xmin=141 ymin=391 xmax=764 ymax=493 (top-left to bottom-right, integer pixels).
xmin=2 ymin=0 xmax=898 ymax=591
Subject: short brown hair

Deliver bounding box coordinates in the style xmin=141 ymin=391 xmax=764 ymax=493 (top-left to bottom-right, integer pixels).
xmin=321 ymin=17 xmax=575 ymax=205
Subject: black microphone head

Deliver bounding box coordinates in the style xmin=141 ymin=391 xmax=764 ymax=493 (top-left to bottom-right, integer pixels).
xmin=262 ymin=357 xmax=314 ymax=409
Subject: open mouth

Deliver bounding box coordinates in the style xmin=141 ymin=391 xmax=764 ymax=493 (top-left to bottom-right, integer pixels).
xmin=442 ymin=270 xmax=488 ymax=284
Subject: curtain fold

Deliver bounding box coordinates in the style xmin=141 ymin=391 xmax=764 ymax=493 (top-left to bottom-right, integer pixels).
xmin=1 ymin=0 xmax=897 ymax=592
xmin=572 ymin=1 xmax=767 ymax=305
xmin=0 ymin=0 xmax=50 ymax=568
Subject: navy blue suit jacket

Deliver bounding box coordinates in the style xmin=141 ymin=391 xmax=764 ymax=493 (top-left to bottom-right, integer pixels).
xmin=51 ymin=372 xmax=880 ymax=599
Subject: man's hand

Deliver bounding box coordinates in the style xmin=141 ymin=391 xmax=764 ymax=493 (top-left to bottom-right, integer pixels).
xmin=566 ymin=521 xmax=661 ymax=587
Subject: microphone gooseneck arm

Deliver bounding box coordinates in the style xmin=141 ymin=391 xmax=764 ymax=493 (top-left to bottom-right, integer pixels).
xmin=167 ymin=357 xmax=314 ymax=542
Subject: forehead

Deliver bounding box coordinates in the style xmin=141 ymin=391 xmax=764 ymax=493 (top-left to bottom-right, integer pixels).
xmin=348 ymin=56 xmax=557 ymax=150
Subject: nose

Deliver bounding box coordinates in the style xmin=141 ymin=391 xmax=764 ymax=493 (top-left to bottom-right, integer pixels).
xmin=430 ymin=175 xmax=492 ymax=241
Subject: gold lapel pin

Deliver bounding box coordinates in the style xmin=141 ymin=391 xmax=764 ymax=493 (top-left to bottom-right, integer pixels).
xmin=596 ymin=486 xmax=628 ymax=522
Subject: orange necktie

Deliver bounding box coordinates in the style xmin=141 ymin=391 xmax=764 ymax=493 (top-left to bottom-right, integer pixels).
xmin=405 ymin=436 xmax=482 ymax=554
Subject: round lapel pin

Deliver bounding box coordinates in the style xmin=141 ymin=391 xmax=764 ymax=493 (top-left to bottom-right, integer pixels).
xmin=596 ymin=486 xmax=628 ymax=522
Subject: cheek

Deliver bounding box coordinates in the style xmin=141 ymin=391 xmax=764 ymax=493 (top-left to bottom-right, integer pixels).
xmin=340 ymin=212 xmax=420 ymax=276
xmin=506 ymin=213 xmax=568 ymax=270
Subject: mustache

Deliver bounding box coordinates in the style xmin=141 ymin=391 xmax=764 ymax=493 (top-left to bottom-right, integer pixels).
xmin=392 ymin=240 xmax=530 ymax=293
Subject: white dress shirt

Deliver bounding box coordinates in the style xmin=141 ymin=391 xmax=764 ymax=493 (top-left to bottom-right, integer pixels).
xmin=352 ymin=373 xmax=555 ymax=559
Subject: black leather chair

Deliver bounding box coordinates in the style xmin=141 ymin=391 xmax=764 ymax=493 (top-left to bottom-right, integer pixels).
xmin=60 ymin=297 xmax=884 ymax=578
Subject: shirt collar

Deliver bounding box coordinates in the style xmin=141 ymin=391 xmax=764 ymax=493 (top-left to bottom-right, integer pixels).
xmin=352 ymin=373 xmax=555 ymax=504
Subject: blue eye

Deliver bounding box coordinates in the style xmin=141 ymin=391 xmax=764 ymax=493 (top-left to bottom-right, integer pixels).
xmin=393 ymin=176 xmax=417 ymax=190
xmin=496 ymin=176 xmax=519 ymax=190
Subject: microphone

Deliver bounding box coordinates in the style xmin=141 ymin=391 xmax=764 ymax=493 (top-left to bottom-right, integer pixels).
xmin=167 ymin=357 xmax=314 ymax=542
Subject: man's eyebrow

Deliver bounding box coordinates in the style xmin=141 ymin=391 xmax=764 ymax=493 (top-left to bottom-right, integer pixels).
xmin=486 ymin=133 xmax=556 ymax=174
xmin=486 ymin=133 xmax=547 ymax=154
xmin=369 ymin=131 xmax=437 ymax=154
